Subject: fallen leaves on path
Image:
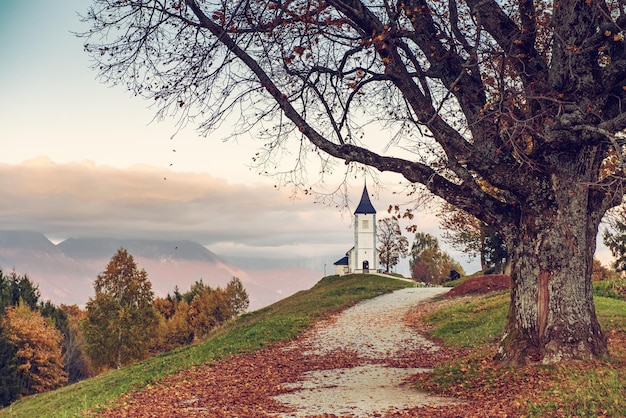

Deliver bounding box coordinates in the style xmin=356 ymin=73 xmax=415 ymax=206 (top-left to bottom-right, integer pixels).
xmin=92 ymin=320 xmax=517 ymax=418
xmin=94 ymin=287 xmax=618 ymax=418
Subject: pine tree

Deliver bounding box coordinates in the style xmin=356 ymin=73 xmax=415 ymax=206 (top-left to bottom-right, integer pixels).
xmin=0 ymin=334 xmax=19 ymax=407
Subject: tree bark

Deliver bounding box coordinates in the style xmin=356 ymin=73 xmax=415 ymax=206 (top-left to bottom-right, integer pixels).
xmin=495 ymin=171 xmax=608 ymax=365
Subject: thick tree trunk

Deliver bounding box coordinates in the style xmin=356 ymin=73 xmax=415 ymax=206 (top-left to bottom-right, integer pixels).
xmin=495 ymin=178 xmax=608 ymax=365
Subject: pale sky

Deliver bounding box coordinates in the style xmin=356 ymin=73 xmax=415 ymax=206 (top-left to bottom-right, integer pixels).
xmin=0 ymin=0 xmax=428 ymax=274
xmin=0 ymin=1 xmax=614 ymax=273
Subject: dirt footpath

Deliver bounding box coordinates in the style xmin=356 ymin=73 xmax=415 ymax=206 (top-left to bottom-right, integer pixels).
xmin=98 ymin=287 xmax=462 ymax=418
xmin=272 ymin=287 xmax=461 ymax=417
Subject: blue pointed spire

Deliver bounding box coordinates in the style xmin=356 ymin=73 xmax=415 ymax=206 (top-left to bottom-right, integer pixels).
xmin=354 ymin=184 xmax=376 ymax=214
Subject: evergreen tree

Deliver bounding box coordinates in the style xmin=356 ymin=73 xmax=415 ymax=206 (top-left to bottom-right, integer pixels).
xmin=1 ymin=270 xmax=41 ymax=311
xmin=0 ymin=334 xmax=19 ymax=407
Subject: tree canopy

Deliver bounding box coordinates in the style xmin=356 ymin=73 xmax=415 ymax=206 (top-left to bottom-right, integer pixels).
xmin=438 ymin=203 xmax=508 ymax=273
xmin=603 ymin=207 xmax=626 ymax=272
xmin=377 ymin=217 xmax=409 ymax=273
xmin=1 ymin=302 xmax=68 ymax=397
xmin=409 ymin=232 xmax=464 ymax=284
xmin=81 ymin=0 xmax=626 ymax=364
xmin=83 ymin=248 xmax=159 ymax=370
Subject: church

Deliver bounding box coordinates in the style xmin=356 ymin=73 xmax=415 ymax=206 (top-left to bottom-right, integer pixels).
xmin=333 ymin=184 xmax=379 ymax=275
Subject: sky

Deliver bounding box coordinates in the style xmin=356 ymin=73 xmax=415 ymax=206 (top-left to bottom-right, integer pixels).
xmin=0 ymin=0 xmax=431 ymax=274
xmin=0 ymin=1 xmax=614 ymax=274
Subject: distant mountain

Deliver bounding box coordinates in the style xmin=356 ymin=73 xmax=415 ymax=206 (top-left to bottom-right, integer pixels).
xmin=57 ymin=238 xmax=221 ymax=262
xmin=0 ymin=231 xmax=321 ymax=310
xmin=0 ymin=230 xmax=59 ymax=252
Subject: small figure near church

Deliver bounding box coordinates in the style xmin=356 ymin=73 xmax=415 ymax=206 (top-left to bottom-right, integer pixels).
xmin=334 ymin=184 xmax=379 ymax=275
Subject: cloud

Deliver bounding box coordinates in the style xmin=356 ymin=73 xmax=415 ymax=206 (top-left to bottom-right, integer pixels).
xmin=0 ymin=157 xmax=359 ymax=258
xmin=0 ymin=157 xmax=520 ymax=275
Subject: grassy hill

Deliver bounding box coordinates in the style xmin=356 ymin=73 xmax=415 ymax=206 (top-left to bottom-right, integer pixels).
xmin=3 ymin=273 xmax=626 ymax=417
xmin=0 ymin=274 xmax=411 ymax=417
xmin=409 ymin=286 xmax=626 ymax=417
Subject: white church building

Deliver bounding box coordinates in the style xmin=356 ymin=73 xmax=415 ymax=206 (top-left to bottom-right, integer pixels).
xmin=333 ymin=184 xmax=379 ymax=275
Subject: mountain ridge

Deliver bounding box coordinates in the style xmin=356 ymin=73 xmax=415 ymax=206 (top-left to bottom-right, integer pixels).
xmin=0 ymin=230 xmax=321 ymax=310
xmin=57 ymin=237 xmax=221 ymax=262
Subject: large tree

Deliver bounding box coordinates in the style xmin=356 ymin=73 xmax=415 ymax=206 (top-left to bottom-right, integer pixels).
xmin=83 ymin=248 xmax=158 ymax=370
xmin=81 ymin=0 xmax=626 ymax=364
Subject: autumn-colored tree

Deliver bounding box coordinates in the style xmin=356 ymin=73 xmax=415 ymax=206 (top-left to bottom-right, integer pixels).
xmin=165 ymin=300 xmax=194 ymax=348
xmin=153 ymin=297 xmax=175 ymax=320
xmin=188 ymin=287 xmax=228 ymax=338
xmin=182 ymin=279 xmax=211 ymax=303
xmin=438 ymin=203 xmax=508 ymax=273
xmin=152 ymin=278 xmax=248 ymax=351
xmin=1 ymin=302 xmax=68 ymax=397
xmin=377 ymin=218 xmax=409 ymax=273
xmin=83 ymin=248 xmax=159 ymax=370
xmin=410 ymin=233 xmax=464 ymax=284
xmin=82 ymin=0 xmax=626 ymax=364
xmin=0 ymin=270 xmax=67 ymax=405
xmin=591 ymin=258 xmax=616 ymax=282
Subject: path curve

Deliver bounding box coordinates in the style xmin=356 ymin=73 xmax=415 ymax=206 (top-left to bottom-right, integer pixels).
xmin=272 ymin=286 xmax=462 ymax=417
xmin=97 ymin=286 xmax=462 ymax=417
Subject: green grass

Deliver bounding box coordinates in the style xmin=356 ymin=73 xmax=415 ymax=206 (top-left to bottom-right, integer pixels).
xmin=595 ymin=295 xmax=626 ymax=329
xmin=423 ymin=291 xmax=509 ymax=347
xmin=0 ymin=274 xmax=410 ymax=417
xmin=419 ymin=289 xmax=626 ymax=417
xmin=593 ymin=278 xmax=626 ymax=301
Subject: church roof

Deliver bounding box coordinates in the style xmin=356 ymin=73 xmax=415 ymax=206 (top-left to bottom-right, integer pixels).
xmin=354 ymin=184 xmax=376 ymax=214
xmin=333 ymin=256 xmax=349 ymax=265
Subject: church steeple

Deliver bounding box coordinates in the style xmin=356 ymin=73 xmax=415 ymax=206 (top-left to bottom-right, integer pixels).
xmin=351 ymin=183 xmax=378 ymax=273
xmin=332 ymin=183 xmax=379 ymax=275
xmin=354 ymin=184 xmax=376 ymax=214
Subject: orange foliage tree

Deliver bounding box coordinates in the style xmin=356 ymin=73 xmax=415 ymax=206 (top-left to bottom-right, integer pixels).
xmin=1 ymin=302 xmax=68 ymax=396
xmin=152 ymin=277 xmax=250 ymax=351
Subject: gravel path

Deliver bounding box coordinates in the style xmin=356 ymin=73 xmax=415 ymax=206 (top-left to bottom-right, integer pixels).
xmin=272 ymin=287 xmax=462 ymax=417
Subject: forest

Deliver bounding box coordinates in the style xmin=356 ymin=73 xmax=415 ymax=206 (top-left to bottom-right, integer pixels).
xmin=0 ymin=248 xmax=249 ymax=407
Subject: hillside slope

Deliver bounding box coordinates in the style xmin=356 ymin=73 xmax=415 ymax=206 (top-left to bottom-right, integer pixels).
xmin=0 ymin=274 xmax=411 ymax=417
